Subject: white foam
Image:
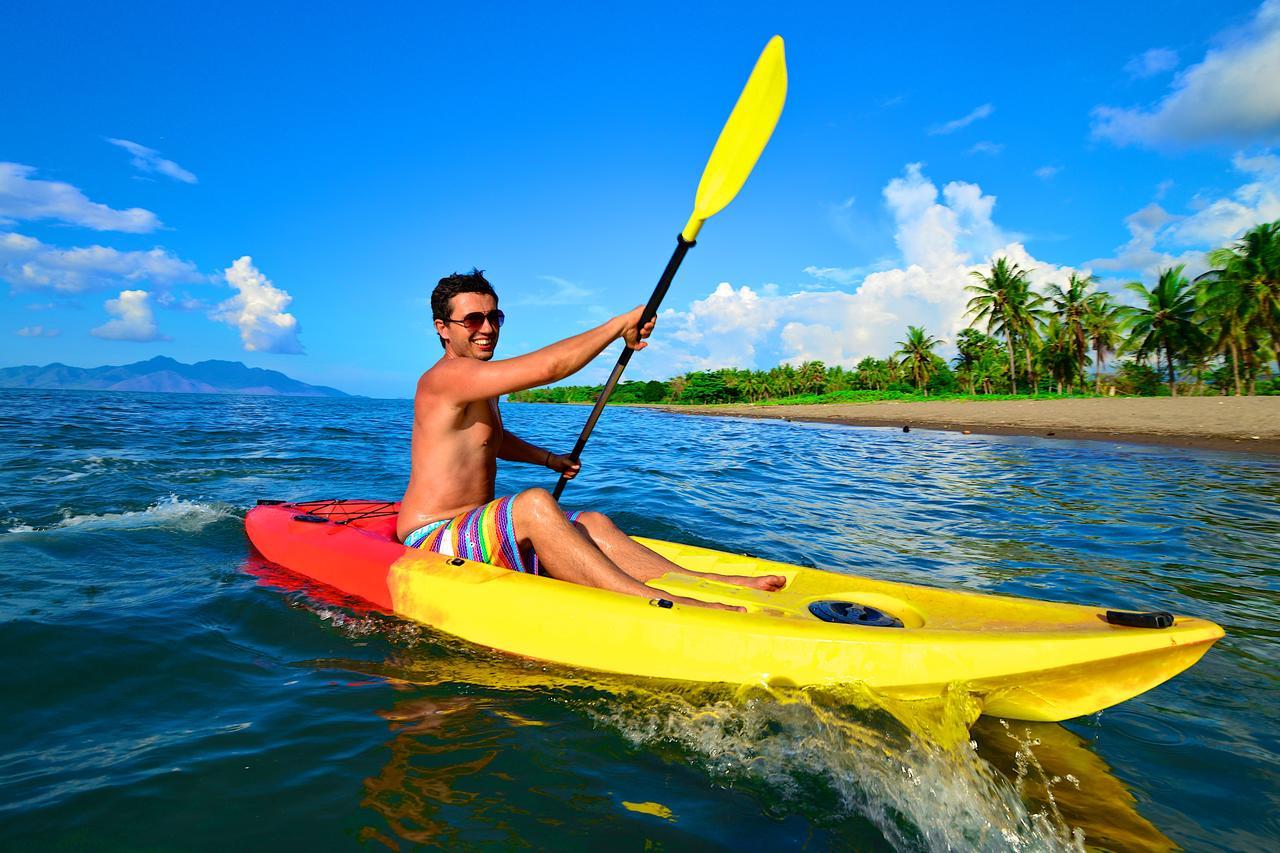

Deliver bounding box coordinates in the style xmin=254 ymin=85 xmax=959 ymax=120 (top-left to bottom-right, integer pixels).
xmin=5 ymin=496 xmax=236 ymax=535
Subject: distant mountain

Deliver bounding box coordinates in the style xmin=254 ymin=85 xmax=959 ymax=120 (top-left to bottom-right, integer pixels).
xmin=0 ymin=356 xmax=350 ymax=397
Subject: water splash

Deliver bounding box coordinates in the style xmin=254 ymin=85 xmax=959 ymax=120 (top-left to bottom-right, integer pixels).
xmin=589 ymin=682 xmax=1085 ymax=852
xmin=4 ymin=495 xmax=237 ymax=535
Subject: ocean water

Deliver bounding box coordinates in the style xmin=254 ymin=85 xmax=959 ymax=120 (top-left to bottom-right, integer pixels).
xmin=1 ymin=388 xmax=1277 ymax=851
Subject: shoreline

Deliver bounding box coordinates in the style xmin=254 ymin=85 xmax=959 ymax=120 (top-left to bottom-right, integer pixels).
xmin=644 ymin=397 xmax=1280 ymax=455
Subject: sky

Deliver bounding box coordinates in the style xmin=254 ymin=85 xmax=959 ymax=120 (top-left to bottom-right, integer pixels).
xmin=3 ymin=0 xmax=1279 ymax=397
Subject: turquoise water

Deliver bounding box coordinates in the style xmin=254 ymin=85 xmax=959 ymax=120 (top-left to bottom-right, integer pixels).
xmin=2 ymin=389 xmax=1277 ymax=850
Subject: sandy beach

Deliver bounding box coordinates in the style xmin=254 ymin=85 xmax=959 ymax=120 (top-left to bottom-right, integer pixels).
xmin=655 ymin=397 xmax=1280 ymax=454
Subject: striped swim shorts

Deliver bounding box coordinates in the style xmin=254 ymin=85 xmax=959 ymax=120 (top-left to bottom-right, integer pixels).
xmin=402 ymin=494 xmax=583 ymax=575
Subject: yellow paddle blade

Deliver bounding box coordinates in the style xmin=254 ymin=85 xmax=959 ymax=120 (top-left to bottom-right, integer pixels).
xmin=682 ymin=35 xmax=787 ymax=242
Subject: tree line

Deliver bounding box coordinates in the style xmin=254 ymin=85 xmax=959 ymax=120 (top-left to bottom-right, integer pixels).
xmin=509 ymin=220 xmax=1280 ymax=405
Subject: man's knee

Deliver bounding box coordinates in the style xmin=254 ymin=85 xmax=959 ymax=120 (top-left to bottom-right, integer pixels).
xmin=514 ymin=488 xmax=560 ymax=522
xmin=575 ymin=510 xmax=614 ymax=532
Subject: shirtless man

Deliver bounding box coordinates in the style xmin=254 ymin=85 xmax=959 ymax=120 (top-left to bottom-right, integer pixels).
xmin=396 ymin=270 xmax=784 ymax=610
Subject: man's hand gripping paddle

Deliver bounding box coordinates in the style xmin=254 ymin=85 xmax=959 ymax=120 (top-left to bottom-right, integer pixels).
xmin=552 ymin=35 xmax=788 ymax=499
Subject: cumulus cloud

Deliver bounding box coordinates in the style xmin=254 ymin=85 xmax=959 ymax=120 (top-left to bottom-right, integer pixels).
xmin=106 ymin=139 xmax=198 ymax=184
xmin=1093 ymin=1 xmax=1280 ymax=147
xmin=929 ymin=103 xmax=994 ymax=135
xmin=1087 ymin=204 xmax=1205 ymax=280
xmin=0 ymin=231 xmax=203 ymax=293
xmin=211 ymin=256 xmax=302 ymax=353
xmin=1125 ymin=47 xmax=1179 ymax=79
xmin=91 ymin=289 xmax=167 ymax=342
xmin=16 ymin=325 xmax=60 ymax=337
xmin=1089 ymin=151 xmax=1280 ymax=276
xmin=641 ymin=164 xmax=1078 ymax=376
xmin=1167 ymin=152 xmax=1280 ymax=244
xmin=0 ymin=163 xmax=160 ymax=232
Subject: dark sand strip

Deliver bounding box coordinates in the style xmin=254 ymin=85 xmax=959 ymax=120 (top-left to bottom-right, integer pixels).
xmin=651 ymin=397 xmax=1280 ymax=455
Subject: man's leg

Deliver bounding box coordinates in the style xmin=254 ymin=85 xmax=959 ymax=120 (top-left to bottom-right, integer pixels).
xmin=510 ymin=490 xmax=745 ymax=611
xmin=571 ymin=511 xmax=786 ymax=591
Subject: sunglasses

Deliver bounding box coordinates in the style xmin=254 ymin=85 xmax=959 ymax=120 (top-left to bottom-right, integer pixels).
xmin=443 ymin=310 xmax=505 ymax=332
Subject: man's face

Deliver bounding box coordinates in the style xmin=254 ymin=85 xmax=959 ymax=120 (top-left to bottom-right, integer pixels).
xmin=436 ymin=291 xmax=500 ymax=360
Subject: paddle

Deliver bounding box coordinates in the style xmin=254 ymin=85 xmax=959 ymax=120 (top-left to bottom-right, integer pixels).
xmin=552 ymin=35 xmax=788 ymax=499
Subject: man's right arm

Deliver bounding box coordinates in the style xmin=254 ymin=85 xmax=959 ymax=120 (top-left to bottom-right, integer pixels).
xmin=427 ymin=306 xmax=653 ymax=403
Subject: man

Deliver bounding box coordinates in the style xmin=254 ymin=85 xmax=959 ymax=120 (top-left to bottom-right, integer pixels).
xmin=397 ymin=270 xmax=784 ymax=610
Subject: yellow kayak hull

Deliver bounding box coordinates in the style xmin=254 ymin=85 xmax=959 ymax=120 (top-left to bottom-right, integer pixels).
xmin=385 ymin=536 xmax=1223 ymax=722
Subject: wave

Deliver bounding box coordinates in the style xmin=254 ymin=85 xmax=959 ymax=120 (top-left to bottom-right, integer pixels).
xmin=5 ymin=496 xmax=238 ymax=535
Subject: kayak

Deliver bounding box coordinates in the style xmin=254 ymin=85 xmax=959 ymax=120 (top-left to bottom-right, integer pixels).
xmin=243 ymin=499 xmax=1223 ymax=722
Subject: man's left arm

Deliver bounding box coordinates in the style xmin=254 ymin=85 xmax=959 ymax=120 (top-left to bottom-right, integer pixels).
xmin=498 ymin=432 xmax=581 ymax=479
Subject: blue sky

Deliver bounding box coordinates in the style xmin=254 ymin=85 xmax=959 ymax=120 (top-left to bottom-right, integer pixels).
xmin=3 ymin=0 xmax=1278 ymax=397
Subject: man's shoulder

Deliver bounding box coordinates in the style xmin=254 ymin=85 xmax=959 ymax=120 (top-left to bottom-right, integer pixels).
xmin=416 ymin=360 xmax=494 ymax=407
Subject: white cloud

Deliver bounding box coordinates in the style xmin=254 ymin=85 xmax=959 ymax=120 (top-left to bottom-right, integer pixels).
xmin=1093 ymin=1 xmax=1280 ymax=147
xmin=91 ymin=289 xmax=166 ymax=342
xmin=517 ymin=274 xmax=594 ymax=305
xmin=1089 ymin=150 xmax=1280 ymax=276
xmin=1166 ymin=151 xmax=1280 ymax=244
xmin=641 ymin=164 xmax=1079 ymax=376
xmin=106 ymin=139 xmax=198 ymax=184
xmin=1125 ymin=47 xmax=1179 ymax=79
xmin=0 ymin=231 xmax=203 ymax=293
xmin=1087 ymin=203 xmax=1208 ymax=280
xmin=967 ymin=141 xmax=1005 ymax=155
xmin=211 ymin=256 xmax=302 ymax=353
xmin=0 ymin=163 xmax=160 ymax=232
xmin=155 ymin=291 xmax=207 ymax=311
xmin=16 ymin=325 xmax=60 ymax=337
xmin=803 ymin=266 xmax=860 ymax=286
xmin=1034 ymin=165 xmax=1062 ymax=180
xmin=928 ymin=103 xmax=994 ymax=135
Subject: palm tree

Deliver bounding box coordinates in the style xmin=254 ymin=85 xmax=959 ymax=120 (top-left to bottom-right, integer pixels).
xmin=967 ymin=258 xmax=1036 ymax=394
xmin=1197 ymin=271 xmax=1253 ymax=395
xmin=895 ymin=325 xmax=943 ymax=392
xmin=854 ymin=356 xmax=889 ymax=391
xmin=1039 ymin=317 xmax=1083 ymax=393
xmin=1046 ymin=272 xmax=1095 ymax=387
xmin=1083 ymin=291 xmax=1123 ymax=394
xmin=1201 ymin=220 xmax=1280 ymax=379
xmin=1120 ymin=266 xmax=1205 ymax=396
xmin=797 ymin=361 xmax=828 ymax=395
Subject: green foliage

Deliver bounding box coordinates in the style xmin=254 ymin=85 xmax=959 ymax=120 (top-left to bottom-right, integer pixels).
xmin=1119 ymin=265 xmax=1206 ymax=396
xmin=679 ymin=371 xmax=737 ymax=404
xmin=926 ymin=360 xmax=958 ymax=395
xmin=895 ymin=325 xmax=944 ymax=393
xmin=952 ymin=328 xmax=1008 ymax=394
xmin=966 ymin=257 xmax=1044 ymax=393
xmin=1115 ymin=360 xmax=1162 ymax=396
xmin=609 ymin=380 xmax=669 ymax=403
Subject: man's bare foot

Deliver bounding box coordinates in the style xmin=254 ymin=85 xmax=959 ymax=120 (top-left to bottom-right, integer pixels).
xmin=660 ymin=593 xmax=747 ymax=613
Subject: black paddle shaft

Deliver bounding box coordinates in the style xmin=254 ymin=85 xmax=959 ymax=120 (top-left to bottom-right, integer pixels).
xmin=552 ymin=235 xmax=695 ymax=499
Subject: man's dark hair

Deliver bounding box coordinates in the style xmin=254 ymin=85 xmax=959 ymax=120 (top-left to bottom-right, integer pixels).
xmin=431 ymin=269 xmax=497 ymax=348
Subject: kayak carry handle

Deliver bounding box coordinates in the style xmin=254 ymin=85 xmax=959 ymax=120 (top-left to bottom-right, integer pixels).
xmin=1105 ymin=610 xmax=1174 ymax=629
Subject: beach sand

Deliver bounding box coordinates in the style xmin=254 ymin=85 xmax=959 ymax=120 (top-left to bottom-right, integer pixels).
xmin=655 ymin=397 xmax=1280 ymax=454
